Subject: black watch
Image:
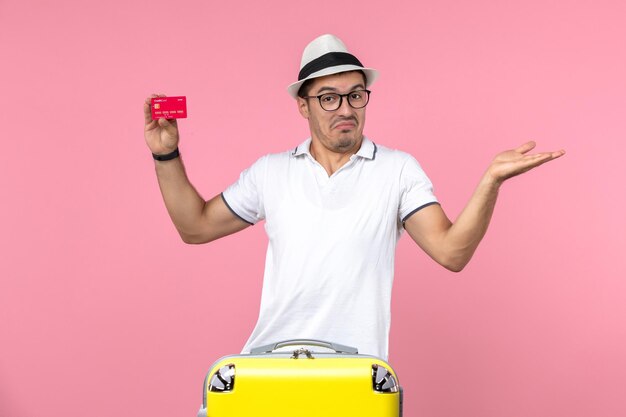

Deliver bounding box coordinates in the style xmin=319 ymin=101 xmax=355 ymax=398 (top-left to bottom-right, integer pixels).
xmin=152 ymin=148 xmax=180 ymax=161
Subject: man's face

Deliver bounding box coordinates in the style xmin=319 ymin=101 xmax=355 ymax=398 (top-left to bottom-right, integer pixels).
xmin=297 ymin=71 xmax=367 ymax=154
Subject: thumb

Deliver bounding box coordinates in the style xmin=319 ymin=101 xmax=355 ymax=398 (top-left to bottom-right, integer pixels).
xmin=514 ymin=141 xmax=536 ymax=154
xmin=158 ymin=117 xmax=178 ymax=135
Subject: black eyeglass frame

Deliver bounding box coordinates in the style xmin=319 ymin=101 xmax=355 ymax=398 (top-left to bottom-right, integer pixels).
xmin=301 ymin=89 xmax=372 ymax=112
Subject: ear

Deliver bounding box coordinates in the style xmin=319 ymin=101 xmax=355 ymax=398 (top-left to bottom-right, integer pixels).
xmin=297 ymin=97 xmax=310 ymax=119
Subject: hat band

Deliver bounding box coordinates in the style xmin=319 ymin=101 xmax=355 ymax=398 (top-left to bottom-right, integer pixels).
xmin=298 ymin=52 xmax=364 ymax=81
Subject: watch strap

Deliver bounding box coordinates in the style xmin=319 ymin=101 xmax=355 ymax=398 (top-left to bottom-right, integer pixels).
xmin=152 ymin=148 xmax=180 ymax=161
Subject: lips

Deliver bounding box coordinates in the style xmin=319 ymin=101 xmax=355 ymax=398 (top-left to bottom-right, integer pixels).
xmin=333 ymin=119 xmax=357 ymax=130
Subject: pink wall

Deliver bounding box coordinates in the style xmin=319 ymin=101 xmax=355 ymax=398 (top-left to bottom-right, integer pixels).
xmin=1 ymin=1 xmax=625 ymax=416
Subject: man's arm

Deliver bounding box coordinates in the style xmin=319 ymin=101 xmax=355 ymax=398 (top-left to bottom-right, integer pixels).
xmin=404 ymin=141 xmax=565 ymax=272
xmin=144 ymin=94 xmax=250 ymax=244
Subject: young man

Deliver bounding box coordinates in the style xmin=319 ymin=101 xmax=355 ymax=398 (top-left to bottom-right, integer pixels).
xmin=143 ymin=34 xmax=564 ymax=360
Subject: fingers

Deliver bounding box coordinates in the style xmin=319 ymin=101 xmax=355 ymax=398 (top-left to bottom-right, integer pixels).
xmin=525 ymin=152 xmax=553 ymax=167
xmin=143 ymin=103 xmax=155 ymax=126
xmin=525 ymin=149 xmax=566 ymax=162
xmin=143 ymin=93 xmax=166 ymax=125
xmin=143 ymin=92 xmax=166 ymax=106
xmin=520 ymin=150 xmax=565 ymax=171
xmin=514 ymin=141 xmax=536 ymax=154
xmin=513 ymin=142 xmax=566 ymax=163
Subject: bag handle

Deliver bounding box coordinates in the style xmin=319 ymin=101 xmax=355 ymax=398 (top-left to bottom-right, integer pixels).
xmin=249 ymin=339 xmax=358 ymax=354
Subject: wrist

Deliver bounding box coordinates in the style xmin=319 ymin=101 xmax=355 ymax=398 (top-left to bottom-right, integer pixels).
xmin=153 ymin=147 xmax=180 ymax=161
xmin=480 ymin=170 xmax=503 ymax=191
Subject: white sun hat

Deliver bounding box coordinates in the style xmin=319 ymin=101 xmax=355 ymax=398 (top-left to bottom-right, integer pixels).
xmin=287 ymin=34 xmax=379 ymax=99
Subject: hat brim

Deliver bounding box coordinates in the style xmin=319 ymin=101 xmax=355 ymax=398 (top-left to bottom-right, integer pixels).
xmin=287 ymin=65 xmax=378 ymax=99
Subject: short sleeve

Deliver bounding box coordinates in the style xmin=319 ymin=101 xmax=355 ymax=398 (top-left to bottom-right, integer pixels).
xmin=398 ymin=155 xmax=439 ymax=223
xmin=221 ymin=156 xmax=267 ymax=225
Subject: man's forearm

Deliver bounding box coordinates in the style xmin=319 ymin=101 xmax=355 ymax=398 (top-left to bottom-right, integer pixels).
xmin=439 ymin=142 xmax=565 ymax=271
xmin=441 ymin=174 xmax=501 ymax=271
xmin=154 ymin=157 xmax=207 ymax=237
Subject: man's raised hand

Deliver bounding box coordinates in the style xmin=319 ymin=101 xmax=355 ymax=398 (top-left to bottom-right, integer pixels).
xmin=486 ymin=141 xmax=565 ymax=186
xmin=144 ymin=93 xmax=180 ymax=156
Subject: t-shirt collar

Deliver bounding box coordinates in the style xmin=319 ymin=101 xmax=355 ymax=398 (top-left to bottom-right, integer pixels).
xmin=292 ymin=137 xmax=377 ymax=160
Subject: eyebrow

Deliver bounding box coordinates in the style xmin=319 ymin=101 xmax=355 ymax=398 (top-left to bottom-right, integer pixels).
xmin=315 ymin=83 xmax=366 ymax=95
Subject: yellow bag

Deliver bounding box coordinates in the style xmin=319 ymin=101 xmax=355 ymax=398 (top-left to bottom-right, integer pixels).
xmin=197 ymin=339 xmax=403 ymax=417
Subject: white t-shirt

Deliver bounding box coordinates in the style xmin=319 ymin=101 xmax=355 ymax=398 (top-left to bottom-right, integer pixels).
xmin=222 ymin=137 xmax=438 ymax=360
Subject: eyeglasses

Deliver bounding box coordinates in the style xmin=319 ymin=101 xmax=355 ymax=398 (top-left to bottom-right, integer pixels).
xmin=302 ymin=89 xmax=371 ymax=111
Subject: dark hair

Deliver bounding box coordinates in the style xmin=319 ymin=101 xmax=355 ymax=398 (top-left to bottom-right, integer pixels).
xmin=297 ymin=78 xmax=316 ymax=98
xmin=297 ymin=70 xmax=366 ymax=98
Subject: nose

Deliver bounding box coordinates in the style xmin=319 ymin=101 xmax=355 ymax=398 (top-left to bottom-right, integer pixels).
xmin=336 ymin=95 xmax=354 ymax=115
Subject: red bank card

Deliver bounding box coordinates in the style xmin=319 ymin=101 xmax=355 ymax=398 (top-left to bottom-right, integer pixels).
xmin=151 ymin=96 xmax=187 ymax=119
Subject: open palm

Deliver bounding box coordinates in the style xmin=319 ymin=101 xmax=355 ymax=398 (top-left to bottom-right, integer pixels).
xmin=488 ymin=141 xmax=565 ymax=184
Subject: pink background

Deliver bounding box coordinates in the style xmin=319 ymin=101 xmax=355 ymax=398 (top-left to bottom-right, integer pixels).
xmin=1 ymin=1 xmax=625 ymax=416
